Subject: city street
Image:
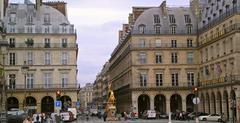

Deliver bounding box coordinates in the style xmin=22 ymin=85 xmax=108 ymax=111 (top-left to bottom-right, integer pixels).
xmin=71 ymin=116 xmax=219 ymax=123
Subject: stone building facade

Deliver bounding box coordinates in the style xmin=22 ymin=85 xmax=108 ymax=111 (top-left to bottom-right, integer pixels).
xmin=2 ymin=0 xmax=78 ymax=114
xmin=101 ymin=0 xmax=240 ymax=122
xmin=79 ymin=83 xmax=93 ymax=109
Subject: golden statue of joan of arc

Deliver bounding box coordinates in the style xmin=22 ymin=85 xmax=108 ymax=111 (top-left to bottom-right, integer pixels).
xmin=107 ymin=82 xmax=116 ymax=104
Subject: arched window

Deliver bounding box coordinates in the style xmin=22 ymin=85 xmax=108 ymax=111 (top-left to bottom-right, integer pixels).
xmin=138 ymin=24 xmax=146 ymax=34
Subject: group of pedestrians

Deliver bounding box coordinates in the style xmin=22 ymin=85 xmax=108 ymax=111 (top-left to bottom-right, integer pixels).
xmin=23 ymin=113 xmax=52 ymax=123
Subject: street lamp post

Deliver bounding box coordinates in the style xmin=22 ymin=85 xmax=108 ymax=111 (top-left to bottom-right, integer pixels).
xmin=21 ymin=61 xmax=29 ymax=113
xmin=0 ymin=41 xmax=9 ymax=123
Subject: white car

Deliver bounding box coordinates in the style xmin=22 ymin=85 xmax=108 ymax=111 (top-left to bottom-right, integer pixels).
xmin=199 ymin=114 xmax=222 ymax=122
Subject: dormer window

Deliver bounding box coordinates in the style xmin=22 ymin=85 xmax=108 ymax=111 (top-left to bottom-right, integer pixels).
xmin=44 ymin=13 xmax=50 ymax=23
xmin=27 ymin=15 xmax=33 ymax=23
xmin=184 ymin=15 xmax=191 ymax=23
xmin=153 ymin=15 xmax=160 ymax=23
xmin=169 ymin=14 xmax=175 ymax=23
xmin=138 ymin=24 xmax=146 ymax=34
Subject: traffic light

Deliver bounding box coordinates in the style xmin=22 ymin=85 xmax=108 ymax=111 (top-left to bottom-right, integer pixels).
xmin=56 ymin=90 xmax=61 ymax=101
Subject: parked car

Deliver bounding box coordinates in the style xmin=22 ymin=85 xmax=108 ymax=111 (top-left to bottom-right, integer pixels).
xmin=188 ymin=112 xmax=209 ymax=119
xmin=7 ymin=110 xmax=27 ymax=123
xmin=142 ymin=110 xmax=156 ymax=119
xmin=199 ymin=114 xmax=222 ymax=122
xmin=158 ymin=112 xmax=168 ymax=119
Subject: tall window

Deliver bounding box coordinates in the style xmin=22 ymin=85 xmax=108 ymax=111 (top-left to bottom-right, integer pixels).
xmin=61 ymin=73 xmax=68 ymax=88
xmin=154 ymin=15 xmax=160 ymax=23
xmin=61 ymin=38 xmax=68 ymax=47
xmin=155 ymin=53 xmax=162 ymax=63
xmin=184 ymin=15 xmax=191 ymax=23
xmin=10 ymin=25 xmax=15 ymax=33
xmin=44 ymin=13 xmax=50 ymax=23
xmin=156 ymin=73 xmax=163 ymax=86
xmin=155 ymin=25 xmax=161 ymax=34
xmin=172 ymin=73 xmax=178 ymax=86
xmin=138 ymin=25 xmax=145 ymax=34
xmin=61 ymin=25 xmax=67 ymax=33
xmin=44 ymin=38 xmax=51 ymax=48
xmin=26 ymin=73 xmax=34 ymax=89
xmin=9 ymin=38 xmax=15 ymax=48
xmin=171 ymin=26 xmax=176 ymax=34
xmin=155 ymin=39 xmax=161 ymax=47
xmin=171 ymin=52 xmax=178 ymax=63
xmin=9 ymin=74 xmax=16 ymax=89
xmin=44 ymin=73 xmax=52 ymax=88
xmin=187 ymin=39 xmax=193 ymax=47
xmin=9 ymin=53 xmax=16 ymax=65
xmin=187 ymin=52 xmax=194 ymax=64
xmin=139 ymin=39 xmax=146 ymax=48
xmin=9 ymin=13 xmax=16 ymax=23
xmin=61 ymin=52 xmax=68 ymax=65
xmin=27 ymin=52 xmax=33 ymax=65
xmin=140 ymin=73 xmax=147 ymax=87
xmin=139 ymin=53 xmax=146 ymax=64
xmin=26 ymin=26 xmax=33 ymax=33
xmin=169 ymin=14 xmax=176 ymax=23
xmin=186 ymin=25 xmax=192 ymax=34
xmin=27 ymin=15 xmax=33 ymax=23
xmin=171 ymin=40 xmax=177 ymax=48
xmin=187 ymin=72 xmax=194 ymax=86
xmin=44 ymin=26 xmax=50 ymax=33
xmin=44 ymin=52 xmax=51 ymax=65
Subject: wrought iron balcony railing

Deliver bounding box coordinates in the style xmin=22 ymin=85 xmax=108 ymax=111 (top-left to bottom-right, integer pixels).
xmin=130 ymin=43 xmax=197 ymax=49
xmin=199 ymin=75 xmax=240 ymax=87
xmin=131 ymin=29 xmax=197 ymax=35
xmin=6 ymin=84 xmax=79 ymax=91
xmin=132 ymin=82 xmax=196 ymax=90
xmin=8 ymin=43 xmax=78 ymax=48
xmin=199 ymin=23 xmax=240 ymax=46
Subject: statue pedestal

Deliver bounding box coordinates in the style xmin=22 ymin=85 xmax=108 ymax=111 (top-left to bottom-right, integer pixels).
xmin=106 ymin=105 xmax=117 ymax=121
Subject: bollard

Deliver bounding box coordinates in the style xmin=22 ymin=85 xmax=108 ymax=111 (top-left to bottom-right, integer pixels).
xmin=195 ymin=117 xmax=199 ymax=123
xmin=168 ymin=112 xmax=172 ymax=123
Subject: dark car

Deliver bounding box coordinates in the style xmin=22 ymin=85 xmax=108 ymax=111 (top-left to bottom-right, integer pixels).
xmin=158 ymin=112 xmax=169 ymax=119
xmin=7 ymin=110 xmax=27 ymax=123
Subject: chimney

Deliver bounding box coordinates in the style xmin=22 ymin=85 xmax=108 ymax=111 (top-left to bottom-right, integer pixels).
xmin=160 ymin=0 xmax=167 ymax=17
xmin=36 ymin=0 xmax=42 ymax=10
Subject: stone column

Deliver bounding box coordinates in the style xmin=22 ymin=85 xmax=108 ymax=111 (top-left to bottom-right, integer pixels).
xmin=182 ymin=99 xmax=186 ymax=112
xmin=222 ymin=96 xmax=228 ymax=119
xmin=235 ymin=89 xmax=240 ymax=122
xmin=228 ymin=97 xmax=233 ymax=121
xmin=216 ymin=98 xmax=220 ymax=114
xmin=150 ymin=95 xmax=155 ymax=110
xmin=166 ymin=96 xmax=171 ymax=113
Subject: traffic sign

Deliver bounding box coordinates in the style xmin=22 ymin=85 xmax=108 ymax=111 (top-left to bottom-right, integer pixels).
xmin=193 ymin=97 xmax=200 ymax=104
xmin=55 ymin=101 xmax=62 ymax=109
xmin=76 ymin=101 xmax=80 ymax=108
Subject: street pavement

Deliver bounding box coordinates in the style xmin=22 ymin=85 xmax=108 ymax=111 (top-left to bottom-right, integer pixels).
xmin=71 ymin=116 xmax=218 ymax=123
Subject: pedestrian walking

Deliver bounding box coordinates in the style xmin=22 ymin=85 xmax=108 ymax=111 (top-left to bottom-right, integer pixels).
xmin=103 ymin=111 xmax=107 ymax=122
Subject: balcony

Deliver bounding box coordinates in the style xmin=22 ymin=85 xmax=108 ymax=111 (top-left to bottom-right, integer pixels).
xmin=131 ymin=82 xmax=196 ymax=91
xmin=130 ymin=43 xmax=197 ymax=49
xmin=199 ymin=6 xmax=240 ymax=33
xmin=199 ymin=23 xmax=240 ymax=46
xmin=6 ymin=84 xmax=79 ymax=92
xmin=199 ymin=75 xmax=240 ymax=88
xmin=131 ymin=29 xmax=197 ymax=35
xmin=8 ymin=43 xmax=78 ymax=49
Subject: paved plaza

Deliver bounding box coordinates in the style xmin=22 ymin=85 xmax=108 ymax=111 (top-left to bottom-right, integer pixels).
xmin=71 ymin=116 xmax=219 ymax=123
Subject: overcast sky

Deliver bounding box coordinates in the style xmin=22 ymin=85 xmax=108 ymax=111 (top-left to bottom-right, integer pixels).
xmin=10 ymin=0 xmax=189 ymax=87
